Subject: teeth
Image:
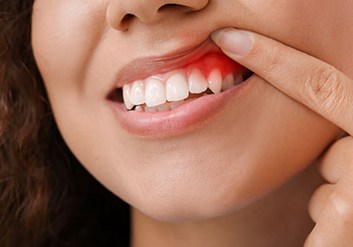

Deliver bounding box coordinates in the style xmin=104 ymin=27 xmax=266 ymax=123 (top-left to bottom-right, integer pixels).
xmin=130 ymin=80 xmax=145 ymax=105
xmin=222 ymin=74 xmax=234 ymax=91
xmin=234 ymin=74 xmax=243 ymax=85
xmin=135 ymin=105 xmax=143 ymax=112
xmin=121 ymin=67 xmax=246 ymax=111
xmin=166 ymin=73 xmax=189 ymax=101
xmin=123 ymin=84 xmax=134 ymax=110
xmin=135 ymin=102 xmax=182 ymax=113
xmin=188 ymin=69 xmax=208 ymax=94
xmin=207 ymin=69 xmax=222 ymax=94
xmin=145 ymin=106 xmax=158 ymax=112
xmin=145 ymin=78 xmax=166 ymax=107
xmin=170 ymin=100 xmax=184 ymax=110
xmin=157 ymin=103 xmax=171 ymax=112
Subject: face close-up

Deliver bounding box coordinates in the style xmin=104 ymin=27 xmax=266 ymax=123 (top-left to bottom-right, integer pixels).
xmin=31 ymin=0 xmax=352 ymax=222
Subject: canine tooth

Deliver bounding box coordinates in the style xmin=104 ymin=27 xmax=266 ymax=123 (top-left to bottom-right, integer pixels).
xmin=122 ymin=84 xmax=134 ymax=110
xmin=188 ymin=69 xmax=208 ymax=94
xmin=222 ymin=74 xmax=234 ymax=91
xmin=166 ymin=73 xmax=189 ymax=102
xmin=145 ymin=78 xmax=166 ymax=107
xmin=169 ymin=100 xmax=184 ymax=110
xmin=130 ymin=80 xmax=145 ymax=105
xmin=235 ymin=74 xmax=244 ymax=84
xmin=145 ymin=106 xmax=158 ymax=112
xmin=207 ymin=69 xmax=222 ymax=94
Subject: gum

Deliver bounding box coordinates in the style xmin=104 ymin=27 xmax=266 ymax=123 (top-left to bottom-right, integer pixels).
xmin=126 ymin=52 xmax=246 ymax=87
xmin=186 ymin=52 xmax=245 ymax=78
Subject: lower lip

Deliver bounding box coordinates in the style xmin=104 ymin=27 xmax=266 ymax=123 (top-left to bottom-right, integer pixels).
xmin=108 ymin=74 xmax=255 ymax=138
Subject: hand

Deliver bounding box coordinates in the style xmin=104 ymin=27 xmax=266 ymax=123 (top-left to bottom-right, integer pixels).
xmin=211 ymin=28 xmax=353 ymax=246
xmin=307 ymin=135 xmax=353 ymax=246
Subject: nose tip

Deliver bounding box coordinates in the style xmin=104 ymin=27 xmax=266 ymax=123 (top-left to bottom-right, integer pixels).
xmin=107 ymin=0 xmax=209 ymax=31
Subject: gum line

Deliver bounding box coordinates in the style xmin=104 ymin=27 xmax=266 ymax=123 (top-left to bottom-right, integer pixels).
xmin=121 ymin=53 xmax=246 ymax=110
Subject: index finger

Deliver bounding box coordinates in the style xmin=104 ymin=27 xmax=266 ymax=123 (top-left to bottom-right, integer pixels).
xmin=212 ymin=28 xmax=353 ymax=135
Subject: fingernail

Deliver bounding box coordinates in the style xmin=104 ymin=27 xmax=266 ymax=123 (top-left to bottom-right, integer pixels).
xmin=211 ymin=28 xmax=253 ymax=56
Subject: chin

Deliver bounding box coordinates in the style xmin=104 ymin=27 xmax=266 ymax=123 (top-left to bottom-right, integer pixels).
xmin=119 ymin=153 xmax=296 ymax=223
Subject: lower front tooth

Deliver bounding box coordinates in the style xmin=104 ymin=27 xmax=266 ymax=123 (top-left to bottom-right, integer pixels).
xmin=169 ymin=100 xmax=184 ymax=110
xmin=145 ymin=106 xmax=158 ymax=112
xmin=145 ymin=78 xmax=166 ymax=107
xmin=135 ymin=105 xmax=143 ymax=112
xmin=207 ymin=69 xmax=222 ymax=94
xmin=157 ymin=103 xmax=171 ymax=112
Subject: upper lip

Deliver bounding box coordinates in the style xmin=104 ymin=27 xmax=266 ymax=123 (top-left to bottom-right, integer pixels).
xmin=113 ymin=37 xmax=222 ymax=88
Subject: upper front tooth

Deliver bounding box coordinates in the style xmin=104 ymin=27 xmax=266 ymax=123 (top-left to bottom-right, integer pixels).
xmin=130 ymin=80 xmax=145 ymax=105
xmin=207 ymin=68 xmax=222 ymax=94
xmin=145 ymin=78 xmax=166 ymax=107
xmin=188 ymin=69 xmax=208 ymax=94
xmin=166 ymin=73 xmax=189 ymax=102
xmin=123 ymin=84 xmax=134 ymax=110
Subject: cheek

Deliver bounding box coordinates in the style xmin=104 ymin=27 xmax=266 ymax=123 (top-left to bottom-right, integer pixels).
xmin=31 ymin=1 xmax=107 ymax=96
xmin=244 ymin=0 xmax=353 ymax=76
xmin=138 ymin=86 xmax=339 ymax=222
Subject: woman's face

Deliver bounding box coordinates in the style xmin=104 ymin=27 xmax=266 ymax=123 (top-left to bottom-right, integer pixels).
xmin=31 ymin=0 xmax=352 ymax=221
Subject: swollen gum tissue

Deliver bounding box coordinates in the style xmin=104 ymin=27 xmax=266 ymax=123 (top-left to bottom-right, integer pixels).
xmin=185 ymin=53 xmax=245 ymax=77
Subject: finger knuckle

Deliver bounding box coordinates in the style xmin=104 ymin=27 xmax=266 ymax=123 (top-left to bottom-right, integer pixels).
xmin=308 ymin=184 xmax=331 ymax=221
xmin=304 ymin=235 xmax=325 ymax=247
xmin=304 ymin=65 xmax=345 ymax=115
xmin=304 ymin=227 xmax=330 ymax=247
xmin=329 ymin=136 xmax=353 ymax=155
xmin=329 ymin=191 xmax=353 ymax=222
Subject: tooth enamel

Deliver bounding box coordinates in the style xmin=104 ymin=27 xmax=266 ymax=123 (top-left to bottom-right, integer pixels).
xmin=157 ymin=103 xmax=170 ymax=112
xmin=145 ymin=106 xmax=158 ymax=112
xmin=188 ymin=69 xmax=208 ymax=94
xmin=130 ymin=80 xmax=145 ymax=105
xmin=222 ymin=74 xmax=234 ymax=91
xmin=170 ymin=100 xmax=184 ymax=110
xmin=123 ymin=84 xmax=134 ymax=110
xmin=135 ymin=105 xmax=143 ymax=112
xmin=207 ymin=69 xmax=222 ymax=94
xmin=145 ymin=78 xmax=166 ymax=107
xmin=234 ymin=74 xmax=243 ymax=85
xmin=123 ymin=66 xmax=237 ymax=111
xmin=166 ymin=73 xmax=189 ymax=102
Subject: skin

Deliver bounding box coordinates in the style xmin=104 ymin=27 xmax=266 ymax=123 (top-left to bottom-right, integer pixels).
xmin=213 ymin=27 xmax=353 ymax=246
xmin=31 ymin=0 xmax=353 ymax=246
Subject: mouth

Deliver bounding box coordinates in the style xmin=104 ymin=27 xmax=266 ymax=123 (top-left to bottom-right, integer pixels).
xmin=107 ymin=38 xmax=254 ymax=137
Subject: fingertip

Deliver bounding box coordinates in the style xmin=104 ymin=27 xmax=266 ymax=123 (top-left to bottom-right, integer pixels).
xmin=211 ymin=28 xmax=253 ymax=56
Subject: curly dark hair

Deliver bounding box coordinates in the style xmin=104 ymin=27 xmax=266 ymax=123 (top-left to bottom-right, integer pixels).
xmin=0 ymin=1 xmax=130 ymax=246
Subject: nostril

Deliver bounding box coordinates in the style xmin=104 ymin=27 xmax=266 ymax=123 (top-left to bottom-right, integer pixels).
xmin=108 ymin=1 xmax=210 ymax=31
xmin=120 ymin=13 xmax=135 ymax=30
xmin=158 ymin=3 xmax=189 ymax=13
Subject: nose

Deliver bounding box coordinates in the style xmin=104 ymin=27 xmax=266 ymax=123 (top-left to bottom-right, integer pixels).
xmin=107 ymin=0 xmax=209 ymax=31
